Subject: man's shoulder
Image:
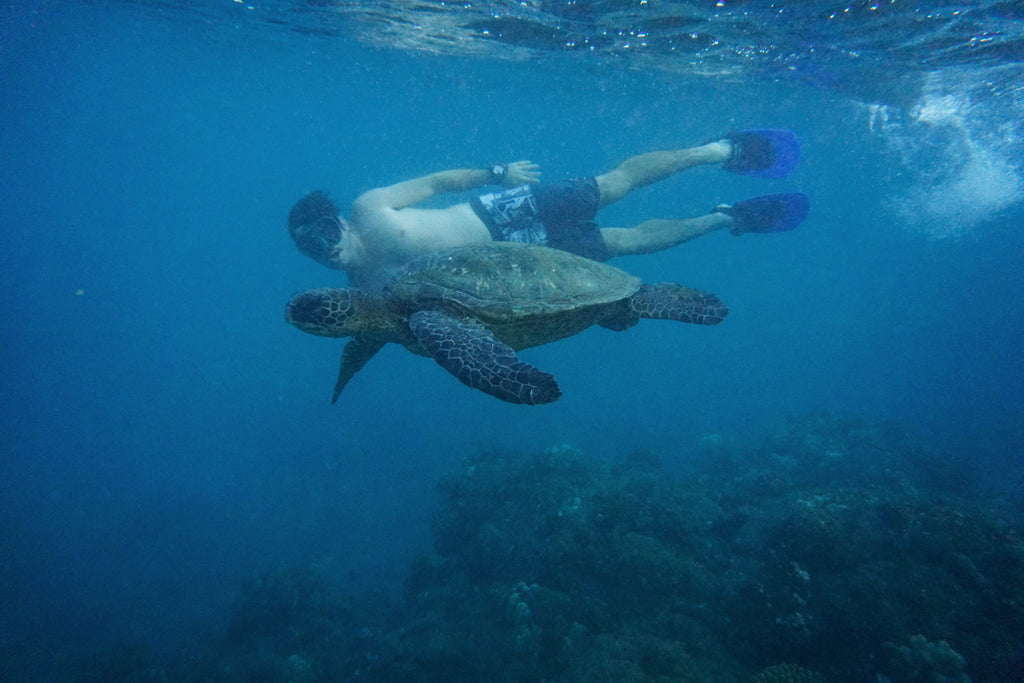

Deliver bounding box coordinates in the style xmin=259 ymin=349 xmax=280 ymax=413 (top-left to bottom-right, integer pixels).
xmin=348 ymin=200 xmax=416 ymax=253
xmin=350 ymin=188 xmax=388 ymax=214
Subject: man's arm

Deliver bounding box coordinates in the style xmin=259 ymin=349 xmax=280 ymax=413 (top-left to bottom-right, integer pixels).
xmin=353 ymin=161 xmax=540 ymax=212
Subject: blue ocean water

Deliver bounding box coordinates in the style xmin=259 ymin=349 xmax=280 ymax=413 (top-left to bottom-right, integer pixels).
xmin=1 ymin=1 xmax=1023 ymax=680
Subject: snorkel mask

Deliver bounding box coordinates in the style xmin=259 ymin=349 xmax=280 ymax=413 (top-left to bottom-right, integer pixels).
xmin=293 ymin=215 xmax=344 ymax=267
xmin=288 ymin=190 xmax=345 ymax=269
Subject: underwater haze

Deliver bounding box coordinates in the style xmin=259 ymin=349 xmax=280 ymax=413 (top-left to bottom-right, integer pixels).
xmin=2 ymin=1 xmax=1024 ymax=681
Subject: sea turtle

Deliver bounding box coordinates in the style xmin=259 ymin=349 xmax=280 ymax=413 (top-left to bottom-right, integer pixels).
xmin=285 ymin=242 xmax=727 ymax=405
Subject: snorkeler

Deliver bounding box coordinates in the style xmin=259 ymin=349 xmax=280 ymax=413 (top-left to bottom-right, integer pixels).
xmin=287 ymin=129 xmax=809 ymax=290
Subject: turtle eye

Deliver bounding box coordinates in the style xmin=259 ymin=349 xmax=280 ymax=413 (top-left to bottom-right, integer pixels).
xmin=287 ymin=292 xmax=327 ymax=323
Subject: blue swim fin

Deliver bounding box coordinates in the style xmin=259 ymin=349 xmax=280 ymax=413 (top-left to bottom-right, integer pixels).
xmin=713 ymin=193 xmax=810 ymax=235
xmin=723 ymin=129 xmax=801 ymax=179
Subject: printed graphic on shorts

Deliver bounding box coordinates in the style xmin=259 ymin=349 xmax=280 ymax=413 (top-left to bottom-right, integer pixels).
xmin=505 ymin=222 xmax=548 ymax=245
xmin=477 ymin=185 xmax=538 ymax=228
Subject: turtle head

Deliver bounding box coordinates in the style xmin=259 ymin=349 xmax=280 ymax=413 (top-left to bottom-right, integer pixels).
xmin=286 ymin=288 xmax=367 ymax=337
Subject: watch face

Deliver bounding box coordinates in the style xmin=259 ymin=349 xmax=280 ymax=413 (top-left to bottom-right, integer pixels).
xmin=492 ymin=164 xmax=505 ymax=175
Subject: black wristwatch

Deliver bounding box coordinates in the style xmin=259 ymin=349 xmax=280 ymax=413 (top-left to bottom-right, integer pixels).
xmin=488 ymin=162 xmax=508 ymax=185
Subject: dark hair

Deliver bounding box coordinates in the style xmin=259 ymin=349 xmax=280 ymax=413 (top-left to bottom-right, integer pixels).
xmin=288 ymin=190 xmax=339 ymax=234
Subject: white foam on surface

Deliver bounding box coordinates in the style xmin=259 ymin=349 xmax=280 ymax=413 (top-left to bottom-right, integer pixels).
xmin=870 ymin=71 xmax=1023 ymax=238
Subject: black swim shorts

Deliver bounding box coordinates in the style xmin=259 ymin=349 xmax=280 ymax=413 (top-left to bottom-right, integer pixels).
xmin=470 ymin=177 xmax=609 ymax=262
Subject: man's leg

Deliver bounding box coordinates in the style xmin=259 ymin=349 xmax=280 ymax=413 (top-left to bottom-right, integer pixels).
xmin=600 ymin=212 xmax=733 ymax=257
xmin=594 ymin=141 xmax=732 ymax=207
xmin=600 ymin=191 xmax=810 ymax=258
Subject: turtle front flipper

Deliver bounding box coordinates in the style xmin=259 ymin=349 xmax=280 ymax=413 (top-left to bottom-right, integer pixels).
xmin=409 ymin=310 xmax=561 ymax=405
xmin=332 ymin=337 xmax=386 ymax=403
xmin=630 ymin=283 xmax=729 ymax=326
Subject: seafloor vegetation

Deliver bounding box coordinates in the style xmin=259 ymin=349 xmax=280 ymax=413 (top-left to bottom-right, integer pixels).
xmin=78 ymin=415 xmax=1023 ymax=682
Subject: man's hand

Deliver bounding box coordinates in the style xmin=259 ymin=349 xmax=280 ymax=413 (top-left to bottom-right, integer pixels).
xmin=504 ymin=160 xmax=540 ymax=187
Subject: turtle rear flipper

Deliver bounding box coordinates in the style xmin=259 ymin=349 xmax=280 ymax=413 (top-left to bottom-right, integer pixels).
xmin=630 ymin=284 xmax=728 ymax=326
xmin=332 ymin=338 xmax=386 ymax=403
xmin=409 ymin=310 xmax=561 ymax=405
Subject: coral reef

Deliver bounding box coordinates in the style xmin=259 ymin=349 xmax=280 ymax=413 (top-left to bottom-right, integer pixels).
xmin=74 ymin=415 xmax=1024 ymax=682
xmin=752 ymin=663 xmax=826 ymax=683
xmin=883 ymin=634 xmax=971 ymax=683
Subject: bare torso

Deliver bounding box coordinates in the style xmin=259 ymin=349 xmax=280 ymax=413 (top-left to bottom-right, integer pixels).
xmin=343 ymin=200 xmax=492 ymax=290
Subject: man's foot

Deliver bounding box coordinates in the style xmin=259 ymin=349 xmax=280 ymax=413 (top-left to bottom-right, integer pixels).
xmin=713 ymin=193 xmax=810 ymax=235
xmin=722 ymin=129 xmax=801 ymax=179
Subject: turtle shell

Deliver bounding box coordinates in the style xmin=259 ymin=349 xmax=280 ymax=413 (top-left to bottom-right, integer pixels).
xmin=389 ymin=243 xmax=641 ymax=324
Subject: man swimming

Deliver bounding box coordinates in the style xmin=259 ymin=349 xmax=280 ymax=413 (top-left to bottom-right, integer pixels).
xmin=288 ymin=130 xmax=809 ymax=290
